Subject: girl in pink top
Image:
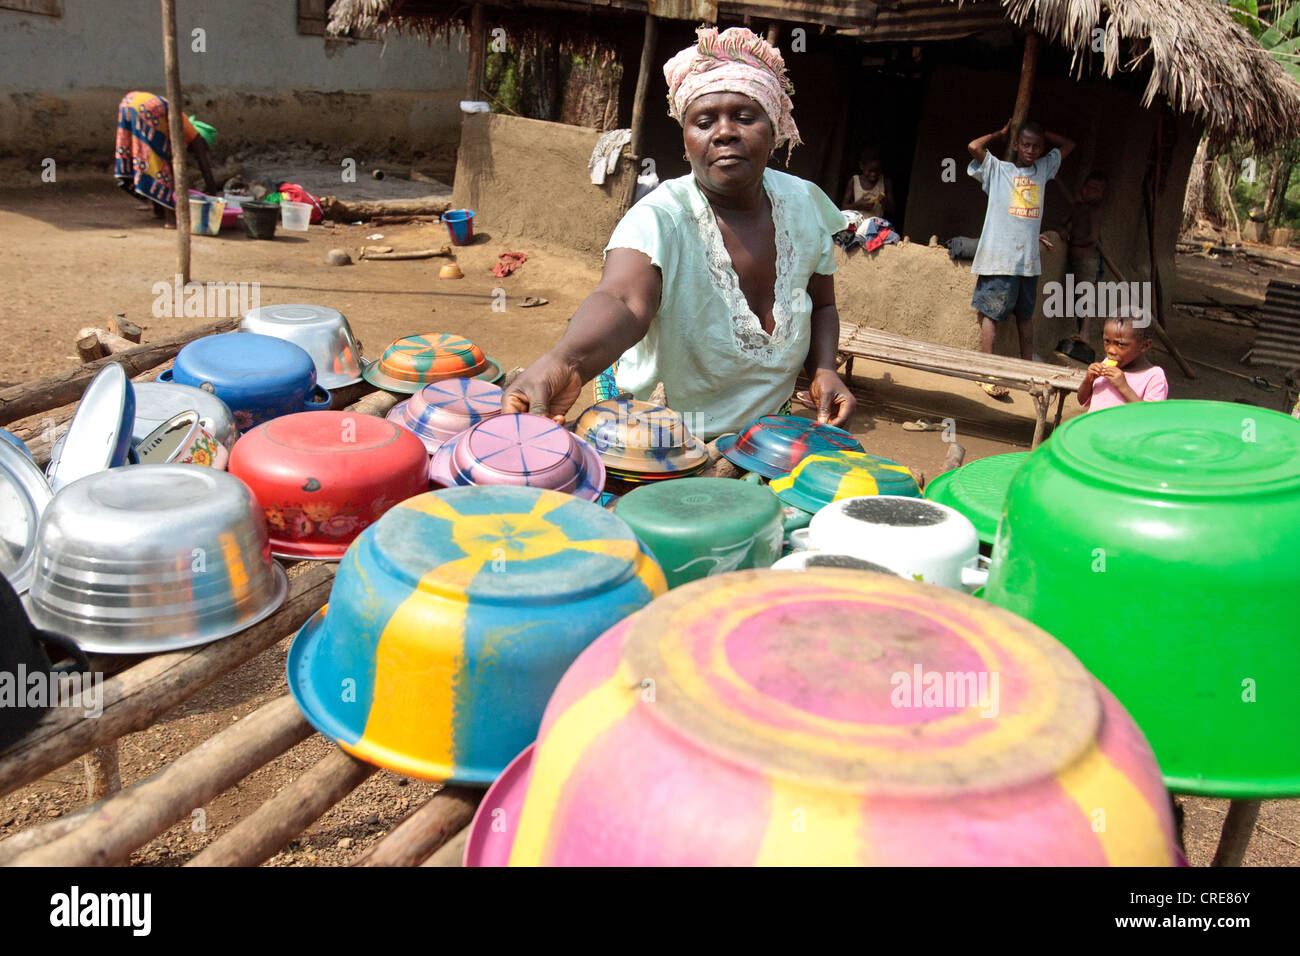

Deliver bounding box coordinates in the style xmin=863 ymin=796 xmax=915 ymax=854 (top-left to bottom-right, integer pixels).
xmin=1077 ymin=312 xmax=1169 ymax=411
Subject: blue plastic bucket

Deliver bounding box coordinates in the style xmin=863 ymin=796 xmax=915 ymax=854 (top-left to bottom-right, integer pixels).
xmin=442 ymin=209 xmax=475 ymax=246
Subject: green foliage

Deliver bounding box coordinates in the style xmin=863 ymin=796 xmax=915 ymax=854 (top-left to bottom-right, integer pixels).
xmin=484 ymin=50 xmax=521 ymax=114
xmin=1231 ymin=0 xmax=1300 ymax=82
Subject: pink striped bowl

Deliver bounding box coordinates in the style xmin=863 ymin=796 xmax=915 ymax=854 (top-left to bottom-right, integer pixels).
xmin=386 ymin=377 xmax=504 ymax=455
xmin=428 ymin=413 xmax=604 ymax=502
xmin=465 ymin=569 xmax=1181 ymax=866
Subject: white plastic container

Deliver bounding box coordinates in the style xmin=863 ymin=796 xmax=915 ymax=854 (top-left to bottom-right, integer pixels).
xmin=280 ymin=200 xmax=311 ymax=231
xmin=789 ymin=495 xmax=987 ymax=591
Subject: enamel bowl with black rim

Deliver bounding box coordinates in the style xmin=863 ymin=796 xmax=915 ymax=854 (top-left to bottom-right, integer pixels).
xmin=45 ymin=363 xmax=135 ymax=493
xmin=791 ymin=495 xmax=985 ymax=591
xmin=25 ymin=465 xmax=287 ymax=654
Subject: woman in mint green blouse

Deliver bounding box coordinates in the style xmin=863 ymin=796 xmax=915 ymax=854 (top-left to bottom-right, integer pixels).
xmin=503 ymin=26 xmax=855 ymax=441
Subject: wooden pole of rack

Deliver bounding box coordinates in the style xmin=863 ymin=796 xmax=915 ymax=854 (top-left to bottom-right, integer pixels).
xmin=621 ymin=14 xmax=658 ymax=213
xmin=160 ymin=0 xmax=190 ymax=281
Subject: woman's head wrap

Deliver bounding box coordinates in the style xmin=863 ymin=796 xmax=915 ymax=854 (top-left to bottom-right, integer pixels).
xmin=663 ymin=26 xmax=801 ymax=163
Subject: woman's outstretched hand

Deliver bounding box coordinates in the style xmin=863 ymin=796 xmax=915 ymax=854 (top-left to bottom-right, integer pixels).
xmin=809 ymin=368 xmax=856 ymax=429
xmin=501 ymin=352 xmax=585 ymax=425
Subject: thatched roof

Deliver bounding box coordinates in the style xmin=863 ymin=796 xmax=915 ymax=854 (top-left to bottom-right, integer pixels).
xmin=994 ymin=0 xmax=1300 ymax=147
xmin=327 ymin=0 xmax=1300 ymax=146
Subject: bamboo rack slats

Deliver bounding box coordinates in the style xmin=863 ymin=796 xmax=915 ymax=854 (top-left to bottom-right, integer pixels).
xmin=0 ymin=562 xmax=336 ymax=801
xmin=187 ymin=745 xmax=378 ymax=867
xmin=9 ymin=696 xmax=313 ymax=866
xmin=354 ymin=786 xmax=482 ymax=867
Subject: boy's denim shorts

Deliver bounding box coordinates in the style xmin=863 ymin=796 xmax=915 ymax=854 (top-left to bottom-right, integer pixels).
xmin=972 ymin=274 xmax=1038 ymax=322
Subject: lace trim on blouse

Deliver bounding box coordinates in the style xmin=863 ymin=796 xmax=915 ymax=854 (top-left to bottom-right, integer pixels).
xmin=696 ymin=182 xmax=798 ymax=362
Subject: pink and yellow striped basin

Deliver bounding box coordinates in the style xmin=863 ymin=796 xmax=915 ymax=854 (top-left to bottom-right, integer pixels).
xmin=465 ymin=569 xmax=1180 ymax=866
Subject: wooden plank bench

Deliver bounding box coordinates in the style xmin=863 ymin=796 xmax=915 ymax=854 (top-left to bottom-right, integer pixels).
xmin=836 ymin=324 xmax=1087 ymax=448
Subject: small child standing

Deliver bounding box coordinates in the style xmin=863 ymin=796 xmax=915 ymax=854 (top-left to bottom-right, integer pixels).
xmin=842 ymin=147 xmax=894 ymax=220
xmin=967 ymin=119 xmax=1076 ymax=396
xmin=1077 ymin=310 xmax=1169 ymax=411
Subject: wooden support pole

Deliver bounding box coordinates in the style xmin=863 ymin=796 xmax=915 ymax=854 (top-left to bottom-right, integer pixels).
xmin=77 ymin=327 xmax=140 ymax=357
xmin=0 ymin=316 xmax=238 ymax=427
xmin=0 ymin=563 xmax=335 ymax=802
xmin=940 ymin=441 xmax=967 ymax=475
xmin=346 ymin=388 xmax=399 ymax=419
xmin=622 ymin=14 xmax=659 ymax=213
xmin=466 ymin=3 xmax=486 ymax=101
xmin=83 ymin=744 xmax=122 ymax=802
xmin=107 ymin=316 xmax=143 ymax=344
xmin=1005 ymin=30 xmax=1042 ymax=160
xmin=1210 ymin=798 xmax=1261 ymax=867
xmin=354 ymin=786 xmax=482 ymax=867
xmin=76 ymin=334 xmax=104 ymax=364
xmin=766 ymin=23 xmax=781 ymax=47
xmin=186 ymin=746 xmax=377 ymax=867
xmin=11 ymin=696 xmax=313 ymax=866
xmin=160 ymin=0 xmax=190 ymax=280
xmin=420 ymin=827 xmax=471 ymax=867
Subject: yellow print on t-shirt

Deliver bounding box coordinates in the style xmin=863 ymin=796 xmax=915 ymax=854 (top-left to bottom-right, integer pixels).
xmin=1008 ymin=176 xmax=1041 ymax=219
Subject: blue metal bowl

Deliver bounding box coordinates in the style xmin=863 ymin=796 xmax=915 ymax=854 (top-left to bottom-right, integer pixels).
xmin=159 ymin=333 xmax=330 ymax=430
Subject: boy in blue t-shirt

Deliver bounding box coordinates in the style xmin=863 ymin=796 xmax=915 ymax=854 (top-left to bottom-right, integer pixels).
xmin=967 ymin=120 xmax=1076 ymax=397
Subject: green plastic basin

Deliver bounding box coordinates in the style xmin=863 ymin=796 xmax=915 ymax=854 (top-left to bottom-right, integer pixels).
xmin=924 ymin=452 xmax=1030 ymax=545
xmin=614 ymin=477 xmax=783 ymax=589
xmin=984 ymin=400 xmax=1300 ymax=798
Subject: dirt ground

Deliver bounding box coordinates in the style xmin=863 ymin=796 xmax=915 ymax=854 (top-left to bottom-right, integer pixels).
xmin=0 ymin=178 xmax=1296 ymax=866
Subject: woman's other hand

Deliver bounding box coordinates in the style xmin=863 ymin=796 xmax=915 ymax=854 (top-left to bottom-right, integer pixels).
xmin=809 ymin=369 xmax=855 ymax=428
xmin=501 ymin=352 xmax=584 ymax=425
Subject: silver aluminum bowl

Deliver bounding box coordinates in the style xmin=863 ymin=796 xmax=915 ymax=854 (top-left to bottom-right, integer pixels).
xmin=0 ymin=441 xmax=53 ymax=594
xmin=25 ymin=465 xmax=288 ymax=654
xmin=239 ymin=304 xmax=364 ymax=388
xmin=132 ymin=381 xmax=239 ymax=451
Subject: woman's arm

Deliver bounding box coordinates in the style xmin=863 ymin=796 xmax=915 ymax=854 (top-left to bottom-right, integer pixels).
xmin=804 ymin=272 xmax=856 ymax=427
xmin=502 ymin=248 xmax=662 ymax=422
xmin=187 ymin=137 xmax=219 ymax=195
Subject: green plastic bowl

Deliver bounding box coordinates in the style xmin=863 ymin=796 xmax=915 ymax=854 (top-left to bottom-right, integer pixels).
xmin=614 ymin=477 xmax=783 ymax=590
xmin=924 ymin=452 xmax=1030 ymax=545
xmin=984 ymin=400 xmax=1300 ymax=798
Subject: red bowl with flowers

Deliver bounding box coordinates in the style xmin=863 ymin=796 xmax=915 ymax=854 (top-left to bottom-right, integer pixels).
xmin=228 ymin=410 xmax=429 ymax=561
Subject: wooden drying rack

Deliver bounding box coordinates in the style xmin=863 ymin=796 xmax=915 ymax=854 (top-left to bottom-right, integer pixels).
xmin=0 ymin=325 xmax=1265 ymax=867
xmin=0 ymin=324 xmax=486 ymax=867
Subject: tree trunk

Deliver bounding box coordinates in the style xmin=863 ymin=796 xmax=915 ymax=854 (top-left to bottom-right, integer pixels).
xmin=1270 ymin=159 xmax=1295 ymax=227
xmin=1263 ymin=152 xmax=1286 ymax=224
xmin=1182 ymin=137 xmax=1209 ymax=232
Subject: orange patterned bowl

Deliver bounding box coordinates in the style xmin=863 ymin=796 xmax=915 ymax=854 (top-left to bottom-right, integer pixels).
xmin=362 ymin=333 xmax=502 ymax=394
